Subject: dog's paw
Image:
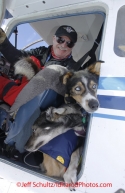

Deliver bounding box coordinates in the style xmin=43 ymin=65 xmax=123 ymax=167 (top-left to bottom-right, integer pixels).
xmin=46 ymin=106 xmax=66 ymax=122
xmin=63 ymin=170 xmax=77 ymax=191
xmin=39 ymin=163 xmax=46 ymax=173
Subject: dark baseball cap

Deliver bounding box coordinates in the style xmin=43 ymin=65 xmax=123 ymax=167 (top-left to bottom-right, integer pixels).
xmin=55 ymin=25 xmax=77 ymax=43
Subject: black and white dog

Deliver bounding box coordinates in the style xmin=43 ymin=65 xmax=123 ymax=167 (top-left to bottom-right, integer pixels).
xmin=25 ymin=103 xmax=84 ymax=151
xmin=25 ymin=61 xmax=101 ymax=190
xmin=25 ymin=103 xmax=84 ymax=190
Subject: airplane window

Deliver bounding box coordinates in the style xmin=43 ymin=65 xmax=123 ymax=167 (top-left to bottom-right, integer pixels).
xmin=9 ymin=23 xmax=48 ymax=50
xmin=4 ymin=23 xmax=48 ymax=77
xmin=0 ymin=12 xmax=104 ymax=186
xmin=114 ymin=5 xmax=125 ymax=57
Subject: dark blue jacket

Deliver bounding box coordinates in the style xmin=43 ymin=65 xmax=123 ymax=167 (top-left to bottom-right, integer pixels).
xmin=39 ymin=130 xmax=79 ymax=168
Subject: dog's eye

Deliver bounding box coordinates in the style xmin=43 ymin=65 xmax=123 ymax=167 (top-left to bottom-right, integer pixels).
xmin=75 ymin=86 xmax=81 ymax=91
xmin=92 ymin=84 xmax=97 ymax=89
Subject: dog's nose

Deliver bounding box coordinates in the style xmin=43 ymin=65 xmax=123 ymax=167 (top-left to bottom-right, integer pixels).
xmin=88 ymin=99 xmax=99 ymax=111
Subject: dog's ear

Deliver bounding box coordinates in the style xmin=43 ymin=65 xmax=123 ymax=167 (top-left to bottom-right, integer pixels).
xmin=60 ymin=71 xmax=76 ymax=104
xmin=60 ymin=71 xmax=74 ymax=85
xmin=64 ymin=94 xmax=76 ymax=104
xmin=53 ymin=108 xmax=66 ymax=115
xmin=87 ymin=60 xmax=104 ymax=76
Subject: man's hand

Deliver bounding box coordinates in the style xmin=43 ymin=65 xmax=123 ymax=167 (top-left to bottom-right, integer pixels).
xmin=0 ymin=28 xmax=6 ymax=44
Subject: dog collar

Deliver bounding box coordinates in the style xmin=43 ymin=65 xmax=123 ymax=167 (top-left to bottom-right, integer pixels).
xmin=74 ymin=112 xmax=87 ymax=137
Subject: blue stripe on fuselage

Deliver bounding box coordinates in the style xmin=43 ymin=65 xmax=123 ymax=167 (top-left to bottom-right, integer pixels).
xmin=97 ymin=77 xmax=125 ymax=110
xmin=98 ymin=77 xmax=125 ymax=90
xmin=97 ymin=95 xmax=125 ymax=110
xmin=92 ymin=77 xmax=125 ymax=120
xmin=93 ymin=113 xmax=125 ymax=121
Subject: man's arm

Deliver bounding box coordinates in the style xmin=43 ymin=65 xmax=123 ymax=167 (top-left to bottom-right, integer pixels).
xmin=0 ymin=28 xmax=26 ymax=64
xmin=0 ymin=28 xmax=46 ymax=65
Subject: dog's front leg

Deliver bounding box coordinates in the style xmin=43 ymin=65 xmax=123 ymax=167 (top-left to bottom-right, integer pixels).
xmin=63 ymin=147 xmax=81 ymax=191
xmin=39 ymin=162 xmax=46 ymax=173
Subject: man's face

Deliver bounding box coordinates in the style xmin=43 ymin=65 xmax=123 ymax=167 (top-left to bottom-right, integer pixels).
xmin=52 ymin=35 xmax=74 ymax=59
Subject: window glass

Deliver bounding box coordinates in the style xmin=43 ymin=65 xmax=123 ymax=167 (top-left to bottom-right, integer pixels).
xmin=9 ymin=23 xmax=48 ymax=50
xmin=114 ymin=5 xmax=125 ymax=57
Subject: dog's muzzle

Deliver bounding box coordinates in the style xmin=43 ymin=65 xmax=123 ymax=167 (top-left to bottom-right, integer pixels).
xmin=88 ymin=99 xmax=99 ymax=111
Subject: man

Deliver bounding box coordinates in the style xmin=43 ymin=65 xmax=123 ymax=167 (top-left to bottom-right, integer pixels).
xmin=0 ymin=25 xmax=77 ymax=105
xmin=0 ymin=25 xmax=77 ymax=68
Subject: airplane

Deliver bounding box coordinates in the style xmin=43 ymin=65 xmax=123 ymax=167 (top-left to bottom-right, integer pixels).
xmin=0 ymin=0 xmax=125 ymax=193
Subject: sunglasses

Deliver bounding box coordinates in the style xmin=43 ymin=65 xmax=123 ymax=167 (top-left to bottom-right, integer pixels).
xmin=55 ymin=36 xmax=74 ymax=48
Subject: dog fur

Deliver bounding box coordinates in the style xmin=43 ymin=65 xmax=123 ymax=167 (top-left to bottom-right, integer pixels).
xmin=25 ymin=61 xmax=101 ymax=190
xmin=25 ymin=103 xmax=84 ymax=190
xmin=14 ymin=57 xmax=40 ymax=80
xmin=10 ymin=61 xmax=102 ymax=113
xmin=25 ymin=103 xmax=84 ymax=151
xmin=62 ymin=61 xmax=102 ymax=113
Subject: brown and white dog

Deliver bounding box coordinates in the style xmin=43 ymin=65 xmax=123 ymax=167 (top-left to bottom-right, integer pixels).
xmin=62 ymin=61 xmax=102 ymax=113
xmin=25 ymin=61 xmax=102 ymax=190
